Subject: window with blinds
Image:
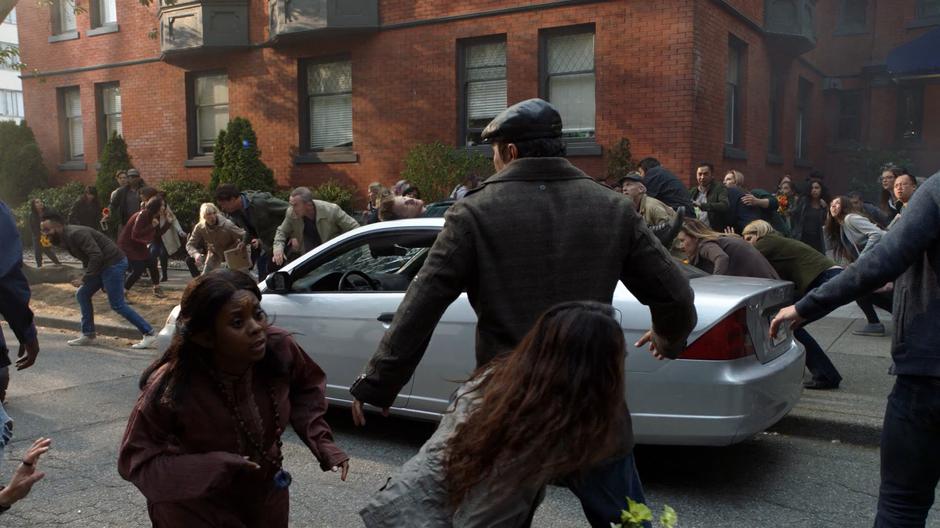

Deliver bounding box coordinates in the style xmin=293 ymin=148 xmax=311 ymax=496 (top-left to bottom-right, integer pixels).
xmin=93 ymin=0 xmax=117 ymax=27
xmin=725 ymin=37 xmax=746 ymax=147
xmin=99 ymin=84 xmax=122 ymax=140
xmin=307 ymin=60 xmax=353 ymax=150
xmin=543 ymin=30 xmax=595 ymax=139
xmin=462 ymin=39 xmax=506 ymax=146
xmin=0 ymin=42 xmax=17 ymax=71
xmin=194 ymin=73 xmax=229 ymax=154
xmin=61 ymin=87 xmax=83 ymax=160
xmin=0 ymin=90 xmax=23 ymax=118
xmin=57 ymin=0 xmax=76 ymax=33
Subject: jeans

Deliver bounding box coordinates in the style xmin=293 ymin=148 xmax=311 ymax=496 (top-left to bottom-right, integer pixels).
xmin=149 ymin=241 xmax=169 ymax=279
xmin=564 ymin=453 xmax=649 ymax=528
xmin=798 ymin=268 xmax=845 ymax=385
xmin=77 ymin=258 xmax=153 ymax=337
xmin=874 ymin=376 xmax=940 ymax=527
xmin=125 ymin=257 xmax=159 ymax=290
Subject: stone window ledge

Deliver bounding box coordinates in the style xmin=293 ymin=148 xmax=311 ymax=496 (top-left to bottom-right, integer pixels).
xmin=48 ymin=31 xmax=79 ymax=43
xmin=88 ymin=24 xmax=120 ymax=37
xmin=294 ymin=150 xmax=359 ymax=164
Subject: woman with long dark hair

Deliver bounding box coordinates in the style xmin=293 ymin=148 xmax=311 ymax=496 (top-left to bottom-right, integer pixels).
xmin=824 ymin=196 xmax=892 ymax=336
xmin=68 ymin=186 xmax=102 ymax=230
xmin=361 ymin=301 xmax=633 ymax=527
xmin=119 ymin=270 xmax=349 ymax=526
xmin=790 ymin=177 xmax=829 ymax=254
xmin=118 ymin=196 xmax=165 ymax=299
xmin=27 ymin=198 xmax=61 ymax=267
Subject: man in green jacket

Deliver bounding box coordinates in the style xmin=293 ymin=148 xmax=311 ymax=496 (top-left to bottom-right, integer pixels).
xmin=272 ymin=187 xmax=361 ymax=266
xmin=689 ymin=162 xmax=730 ymax=231
xmin=215 ymin=184 xmax=289 ymax=279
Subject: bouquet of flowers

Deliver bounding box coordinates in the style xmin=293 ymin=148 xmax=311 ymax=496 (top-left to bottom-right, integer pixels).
xmin=39 ymin=234 xmax=52 ymax=248
xmin=777 ymin=194 xmax=789 ymax=216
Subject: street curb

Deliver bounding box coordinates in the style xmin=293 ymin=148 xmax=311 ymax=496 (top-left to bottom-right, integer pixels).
xmin=770 ymin=410 xmax=882 ymax=448
xmin=34 ymin=315 xmax=142 ymax=340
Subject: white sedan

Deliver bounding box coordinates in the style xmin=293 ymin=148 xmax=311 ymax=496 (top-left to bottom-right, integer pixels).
xmin=158 ymin=218 xmax=804 ymax=446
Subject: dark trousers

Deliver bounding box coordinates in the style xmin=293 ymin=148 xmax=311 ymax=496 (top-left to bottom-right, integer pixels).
xmin=874 ymin=376 xmax=940 ymax=527
xmin=563 ymin=453 xmax=648 ymax=528
xmin=149 ymin=242 xmax=169 ymax=280
xmin=183 ymin=256 xmax=201 ymax=278
xmin=858 ymin=292 xmax=894 ymax=324
xmin=31 ymin=234 xmax=60 ymax=267
xmin=125 ymin=258 xmax=159 ymax=291
xmin=797 ymin=268 xmax=845 ymax=385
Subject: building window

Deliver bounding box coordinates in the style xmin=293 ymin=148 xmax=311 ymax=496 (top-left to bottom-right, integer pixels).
xmin=460 ymin=38 xmax=506 ymax=147
xmin=97 ymin=83 xmax=122 ymax=145
xmin=796 ymin=78 xmax=812 ymax=160
xmin=836 ymin=90 xmax=861 ymax=143
xmin=0 ymin=89 xmax=23 ymax=118
xmin=725 ymin=37 xmax=747 ymax=146
xmin=897 ymin=84 xmax=924 ymax=142
xmin=53 ymin=0 xmax=77 ymax=34
xmin=838 ymin=0 xmax=867 ymax=33
xmin=918 ymin=0 xmax=940 ymax=18
xmin=768 ymin=71 xmax=782 ymax=155
xmin=4 ymin=8 xmax=16 ymax=25
xmin=190 ymin=73 xmax=229 ymax=156
xmin=0 ymin=42 xmax=17 ymax=70
xmin=60 ymin=87 xmax=83 ymax=161
xmin=541 ymin=27 xmax=595 ymax=139
xmin=91 ymin=0 xmax=117 ymax=28
xmin=305 ymin=59 xmax=353 ymax=150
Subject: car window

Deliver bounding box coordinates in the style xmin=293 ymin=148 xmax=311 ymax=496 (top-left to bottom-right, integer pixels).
xmin=290 ymin=230 xmax=438 ymax=293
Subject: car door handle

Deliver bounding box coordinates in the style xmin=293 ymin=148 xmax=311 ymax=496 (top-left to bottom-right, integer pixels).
xmin=377 ymin=313 xmax=395 ymax=324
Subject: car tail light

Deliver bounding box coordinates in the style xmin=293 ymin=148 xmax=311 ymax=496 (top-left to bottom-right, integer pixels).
xmin=679 ymin=308 xmax=754 ymax=360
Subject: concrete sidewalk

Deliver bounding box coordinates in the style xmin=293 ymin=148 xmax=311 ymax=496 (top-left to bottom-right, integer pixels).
xmin=23 ymin=257 xmax=897 ymax=447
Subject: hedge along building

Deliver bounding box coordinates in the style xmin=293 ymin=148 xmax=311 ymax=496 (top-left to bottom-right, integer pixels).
xmin=12 ymin=0 xmax=940 ymax=206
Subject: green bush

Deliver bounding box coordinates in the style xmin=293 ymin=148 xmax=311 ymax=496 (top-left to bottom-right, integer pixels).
xmin=0 ymin=121 xmax=49 ymax=207
xmin=95 ymin=132 xmax=134 ymax=208
xmin=159 ymin=180 xmax=212 ymax=233
xmin=209 ymin=117 xmax=276 ymax=193
xmin=13 ymin=182 xmax=86 ymax=247
xmin=400 ymin=142 xmax=493 ymax=203
xmin=313 ymin=180 xmax=356 ymax=212
xmin=606 ymin=137 xmax=636 ymax=183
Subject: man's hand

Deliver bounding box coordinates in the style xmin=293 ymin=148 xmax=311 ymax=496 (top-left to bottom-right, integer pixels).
xmin=272 ymin=249 xmax=285 ymax=266
xmin=770 ymin=305 xmax=805 ymax=339
xmin=195 ymin=253 xmax=206 ymax=268
xmin=332 ymin=460 xmax=350 ymax=481
xmin=635 ymin=330 xmax=667 ymax=360
xmin=351 ymin=399 xmax=389 ymax=427
xmin=69 ymin=278 xmax=83 ymax=288
xmin=740 ymin=193 xmax=757 ymax=206
xmin=0 ymin=437 xmax=51 ymax=508
xmin=16 ymin=338 xmax=39 ymax=370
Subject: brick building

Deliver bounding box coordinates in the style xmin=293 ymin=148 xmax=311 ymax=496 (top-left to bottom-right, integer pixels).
xmin=12 ymin=0 xmax=940 ymax=205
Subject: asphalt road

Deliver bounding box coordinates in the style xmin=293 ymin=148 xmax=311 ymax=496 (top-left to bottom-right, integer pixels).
xmin=2 ymin=328 xmax=939 ymax=527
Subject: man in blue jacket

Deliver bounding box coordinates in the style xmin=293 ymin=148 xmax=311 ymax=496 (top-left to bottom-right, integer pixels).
xmin=0 ymin=201 xmax=41 ymax=402
xmin=771 ymin=174 xmax=940 ymax=527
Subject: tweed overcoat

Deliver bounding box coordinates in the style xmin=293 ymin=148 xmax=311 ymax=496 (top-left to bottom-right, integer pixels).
xmin=350 ymin=157 xmax=697 ymax=416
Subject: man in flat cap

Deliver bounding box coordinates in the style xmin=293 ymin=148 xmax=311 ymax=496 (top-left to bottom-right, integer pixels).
xmin=350 ymin=98 xmax=696 ymax=526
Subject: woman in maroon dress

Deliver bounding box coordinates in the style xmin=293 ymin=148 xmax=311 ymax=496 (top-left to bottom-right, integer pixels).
xmin=118 ymin=270 xmax=349 ymax=527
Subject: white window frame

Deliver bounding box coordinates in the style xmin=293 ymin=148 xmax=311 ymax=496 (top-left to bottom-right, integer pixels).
xmin=93 ymin=0 xmax=117 ymax=27
xmin=0 ymin=89 xmax=24 ymax=118
xmin=306 ymin=59 xmax=353 ymax=151
xmin=57 ymin=0 xmax=77 ymax=33
xmin=62 ymin=87 xmax=83 ymax=160
xmin=461 ymin=38 xmax=507 ymax=147
xmin=193 ymin=73 xmax=229 ymax=155
xmin=542 ymin=28 xmax=596 ymax=140
xmin=100 ymin=83 xmax=122 ymax=140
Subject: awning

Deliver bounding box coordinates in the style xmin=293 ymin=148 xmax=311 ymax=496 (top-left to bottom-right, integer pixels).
xmin=886 ymin=27 xmax=940 ymax=77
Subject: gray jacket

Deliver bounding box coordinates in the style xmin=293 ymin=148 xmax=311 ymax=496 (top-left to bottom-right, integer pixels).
xmin=797 ymin=175 xmax=940 ymax=378
xmin=840 ymin=213 xmax=883 ymax=258
xmin=359 ymin=378 xmax=544 ymax=528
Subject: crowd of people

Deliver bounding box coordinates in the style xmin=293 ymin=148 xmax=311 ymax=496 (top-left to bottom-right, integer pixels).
xmin=0 ymin=95 xmax=937 ymax=526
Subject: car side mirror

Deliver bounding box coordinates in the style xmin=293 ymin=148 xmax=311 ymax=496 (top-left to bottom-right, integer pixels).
xmin=266 ymin=271 xmax=292 ymax=293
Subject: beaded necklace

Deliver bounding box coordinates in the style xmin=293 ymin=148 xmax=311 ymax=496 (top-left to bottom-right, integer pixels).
xmin=211 ymin=372 xmax=292 ymax=489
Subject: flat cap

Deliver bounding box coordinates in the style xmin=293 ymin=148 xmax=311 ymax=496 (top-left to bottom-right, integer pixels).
xmin=126 ymin=168 xmax=140 ymax=177
xmin=618 ymin=172 xmax=643 ymax=185
xmin=481 ymin=98 xmax=563 ymax=143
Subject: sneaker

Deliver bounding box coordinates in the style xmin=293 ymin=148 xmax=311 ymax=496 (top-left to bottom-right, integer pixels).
xmin=67 ymin=335 xmax=97 ymax=346
xmin=852 ymin=323 xmax=885 ymax=337
xmin=803 ymin=378 xmax=840 ymax=390
xmin=153 ymin=286 xmax=166 ymax=299
xmin=131 ymin=334 xmax=157 ymax=350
